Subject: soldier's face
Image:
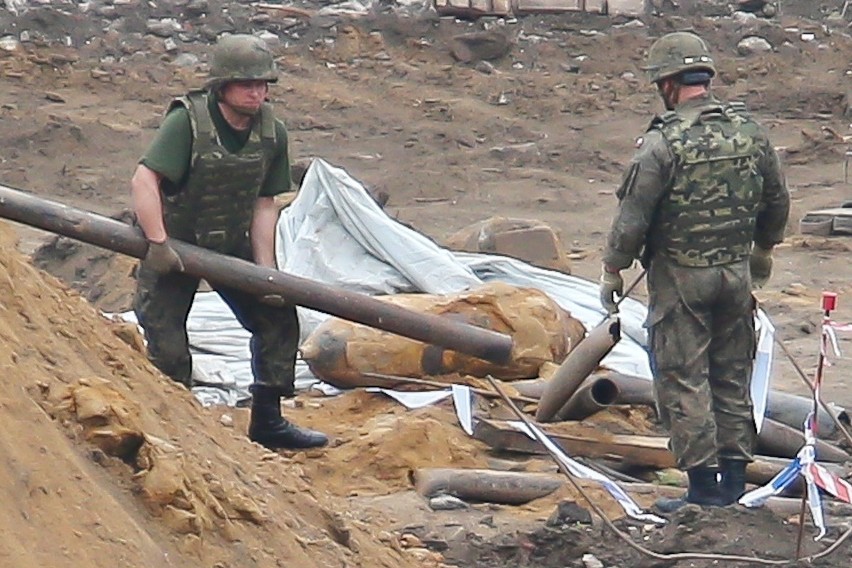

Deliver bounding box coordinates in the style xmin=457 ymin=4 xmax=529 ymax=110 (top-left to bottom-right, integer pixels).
xmin=220 ymin=80 xmax=269 ymax=117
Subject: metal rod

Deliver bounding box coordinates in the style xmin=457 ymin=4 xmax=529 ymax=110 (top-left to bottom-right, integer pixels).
xmin=0 ymin=184 xmax=514 ymax=364
xmin=796 ymin=300 xmax=833 ymax=559
xmin=616 ymin=269 xmax=646 ymax=310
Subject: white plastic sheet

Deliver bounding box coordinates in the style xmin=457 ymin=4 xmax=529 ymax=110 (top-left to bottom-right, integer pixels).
xmin=134 ymin=158 xmax=774 ymax=420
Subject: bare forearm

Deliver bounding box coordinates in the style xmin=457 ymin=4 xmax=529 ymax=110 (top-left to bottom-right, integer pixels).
xmin=131 ymin=165 xmax=167 ymax=243
xmin=251 ymin=197 xmax=280 ymax=268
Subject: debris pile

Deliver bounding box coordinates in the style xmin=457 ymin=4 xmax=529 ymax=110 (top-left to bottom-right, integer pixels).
xmin=0 ymin=222 xmax=426 ymax=568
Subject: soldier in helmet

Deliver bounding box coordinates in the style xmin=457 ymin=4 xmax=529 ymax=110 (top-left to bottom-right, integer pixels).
xmin=131 ymin=34 xmax=328 ymax=450
xmin=599 ymin=32 xmax=789 ymax=509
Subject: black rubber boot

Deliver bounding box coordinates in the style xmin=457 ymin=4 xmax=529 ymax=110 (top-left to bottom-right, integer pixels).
xmin=655 ymin=466 xmax=729 ymax=513
xmin=248 ymin=385 xmax=329 ymax=450
xmin=720 ymin=459 xmax=748 ymax=505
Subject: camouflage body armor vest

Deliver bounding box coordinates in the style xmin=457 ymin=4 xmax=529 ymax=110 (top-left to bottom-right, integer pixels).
xmin=162 ymin=91 xmax=276 ymax=253
xmin=647 ymin=102 xmax=764 ymax=267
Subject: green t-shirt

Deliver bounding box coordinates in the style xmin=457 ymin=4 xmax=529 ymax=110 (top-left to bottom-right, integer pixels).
xmin=140 ymin=92 xmax=292 ymax=197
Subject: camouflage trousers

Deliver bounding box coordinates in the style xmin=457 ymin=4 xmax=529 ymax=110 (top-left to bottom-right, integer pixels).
xmin=645 ymin=256 xmax=757 ymax=470
xmin=133 ymin=242 xmax=301 ymax=397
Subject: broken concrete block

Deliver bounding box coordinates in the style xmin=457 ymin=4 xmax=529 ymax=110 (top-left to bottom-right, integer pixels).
xmin=445 ymin=216 xmax=572 ymax=274
xmin=737 ymin=36 xmax=773 ymax=55
xmin=799 ymin=208 xmax=852 ymax=236
xmin=449 ymin=31 xmax=513 ymax=63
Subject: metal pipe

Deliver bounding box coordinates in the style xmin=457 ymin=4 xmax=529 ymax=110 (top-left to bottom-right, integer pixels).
xmin=766 ymin=390 xmax=848 ymax=438
xmin=553 ymin=376 xmax=619 ymax=421
xmin=0 ymin=184 xmax=514 ymax=364
xmin=758 ymin=417 xmax=850 ymax=463
xmin=535 ymin=316 xmax=621 ymax=422
xmin=412 ymin=467 xmax=564 ymax=505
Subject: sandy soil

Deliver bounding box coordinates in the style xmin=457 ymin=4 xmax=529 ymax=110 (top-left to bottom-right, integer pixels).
xmin=1 ymin=1 xmax=852 ymax=566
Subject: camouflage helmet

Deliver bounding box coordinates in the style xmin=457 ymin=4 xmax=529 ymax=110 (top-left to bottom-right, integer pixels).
xmin=644 ymin=32 xmax=716 ymax=84
xmin=207 ymin=34 xmax=277 ymax=87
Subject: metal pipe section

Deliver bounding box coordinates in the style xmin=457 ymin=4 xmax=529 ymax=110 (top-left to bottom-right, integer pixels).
xmin=535 ymin=316 xmax=621 ymax=422
xmin=0 ymin=184 xmax=514 ymax=364
xmin=553 ymin=376 xmax=619 ymax=421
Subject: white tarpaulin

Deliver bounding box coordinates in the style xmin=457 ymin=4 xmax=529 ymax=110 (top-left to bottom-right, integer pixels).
xmin=151 ymin=158 xmax=773 ymax=425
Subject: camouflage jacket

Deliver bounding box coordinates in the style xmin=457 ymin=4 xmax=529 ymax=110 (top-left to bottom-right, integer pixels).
xmin=603 ymin=95 xmax=790 ymax=270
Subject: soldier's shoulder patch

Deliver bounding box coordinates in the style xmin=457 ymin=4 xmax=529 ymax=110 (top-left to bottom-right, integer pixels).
xmin=634 ymin=136 xmax=644 ymax=149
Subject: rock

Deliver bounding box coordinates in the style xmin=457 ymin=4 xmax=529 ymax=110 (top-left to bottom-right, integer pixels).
xmin=545 ymin=500 xmax=592 ymax=527
xmin=399 ymin=533 xmax=423 ymax=548
xmin=428 ymin=494 xmax=469 ymax=511
xmin=421 ymin=535 xmax=449 ymax=552
xmin=732 ymin=11 xmax=759 ymax=25
xmin=146 ymin=18 xmax=182 ymax=39
xmin=0 ymin=35 xmax=21 ymax=52
xmin=582 ymin=554 xmax=604 ymax=568
xmin=736 ymin=0 xmax=767 ymax=12
xmin=737 ymin=36 xmax=773 ymax=56
xmin=219 ymin=414 xmax=234 ymax=428
xmin=257 ymin=31 xmax=280 ymax=48
xmin=488 ymin=142 xmax=540 ymax=161
xmin=449 ymin=31 xmax=512 ymax=64
xmin=475 ymin=60 xmax=496 ymax=75
xmin=445 ymin=216 xmax=572 ymax=274
xmin=617 ymin=19 xmax=646 ymax=28
xmin=171 ymin=53 xmax=199 ymax=68
xmin=185 ymin=0 xmax=209 ymax=17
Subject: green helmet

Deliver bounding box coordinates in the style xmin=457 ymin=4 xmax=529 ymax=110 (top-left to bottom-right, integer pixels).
xmin=644 ymin=32 xmax=716 ymax=84
xmin=207 ymin=34 xmax=277 ymax=87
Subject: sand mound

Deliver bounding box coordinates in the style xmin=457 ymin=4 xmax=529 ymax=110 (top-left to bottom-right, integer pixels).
xmin=0 ymin=222 xmax=420 ymax=568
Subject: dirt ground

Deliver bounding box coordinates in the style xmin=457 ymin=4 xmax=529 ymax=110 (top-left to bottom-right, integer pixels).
xmin=2 ymin=0 xmax=852 ymax=566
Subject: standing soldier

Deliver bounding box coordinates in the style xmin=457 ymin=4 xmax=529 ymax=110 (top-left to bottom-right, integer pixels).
xmin=131 ymin=34 xmax=328 ymax=450
xmin=599 ymin=32 xmax=789 ymax=509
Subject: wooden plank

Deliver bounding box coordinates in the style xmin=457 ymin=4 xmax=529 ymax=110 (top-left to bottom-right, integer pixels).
xmin=473 ymin=418 xmax=676 ymax=469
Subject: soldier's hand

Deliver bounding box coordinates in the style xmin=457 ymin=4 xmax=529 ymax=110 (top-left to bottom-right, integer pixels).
xmin=599 ymin=268 xmax=624 ymax=315
xmin=750 ymin=246 xmax=773 ymax=288
xmin=259 ymin=294 xmax=288 ymax=308
xmin=144 ymin=239 xmax=184 ymax=274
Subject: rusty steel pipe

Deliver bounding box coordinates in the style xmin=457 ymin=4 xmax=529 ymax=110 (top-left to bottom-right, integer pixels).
xmin=553 ymin=376 xmax=620 ymax=421
xmin=0 ymin=184 xmax=514 ymax=364
xmin=535 ymin=316 xmax=621 ymax=422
